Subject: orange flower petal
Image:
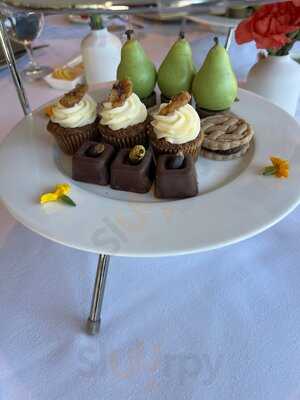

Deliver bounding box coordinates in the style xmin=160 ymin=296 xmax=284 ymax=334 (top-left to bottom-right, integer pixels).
xmin=269 ymin=156 xmax=289 ymax=178
xmin=44 ymin=105 xmax=53 ymax=117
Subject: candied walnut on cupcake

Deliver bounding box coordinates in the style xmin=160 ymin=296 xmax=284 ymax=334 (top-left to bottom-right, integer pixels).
xmin=149 ymin=91 xmax=203 ymax=160
xmin=98 ymin=80 xmax=149 ymax=149
xmin=47 ymin=84 xmax=98 ymax=155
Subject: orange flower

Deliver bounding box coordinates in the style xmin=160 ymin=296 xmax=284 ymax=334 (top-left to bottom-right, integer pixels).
xmin=262 ymin=156 xmax=289 ymax=178
xmin=271 ymin=157 xmax=289 ymax=178
xmin=44 ymin=105 xmax=53 ymax=117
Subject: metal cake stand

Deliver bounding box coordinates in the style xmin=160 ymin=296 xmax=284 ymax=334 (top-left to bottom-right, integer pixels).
xmin=0 ymin=0 xmax=266 ymax=335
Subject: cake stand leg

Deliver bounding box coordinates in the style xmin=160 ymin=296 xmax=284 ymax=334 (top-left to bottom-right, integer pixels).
xmin=86 ymin=254 xmax=110 ymax=335
xmin=0 ymin=17 xmax=31 ymax=116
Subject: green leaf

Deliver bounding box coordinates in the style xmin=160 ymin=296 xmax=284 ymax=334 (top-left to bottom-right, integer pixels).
xmin=60 ymin=194 xmax=76 ymax=207
xmin=262 ymin=166 xmax=277 ymax=176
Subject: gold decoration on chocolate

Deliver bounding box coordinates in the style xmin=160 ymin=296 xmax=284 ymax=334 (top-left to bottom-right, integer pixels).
xmin=109 ymin=79 xmax=133 ymax=108
xmin=59 ymin=84 xmax=88 ymax=108
xmin=159 ymin=91 xmax=191 ymax=116
xmin=129 ymin=145 xmax=146 ymax=164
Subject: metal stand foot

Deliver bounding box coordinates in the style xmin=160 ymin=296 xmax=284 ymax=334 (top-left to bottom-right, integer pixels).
xmin=0 ymin=17 xmax=31 ymax=116
xmin=86 ymin=254 xmax=110 ymax=335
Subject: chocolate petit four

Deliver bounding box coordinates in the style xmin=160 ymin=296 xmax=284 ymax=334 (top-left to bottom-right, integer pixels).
xmin=155 ymin=152 xmax=198 ymax=199
xmin=72 ymin=141 xmax=115 ymax=185
xmin=110 ymin=145 xmax=154 ymax=193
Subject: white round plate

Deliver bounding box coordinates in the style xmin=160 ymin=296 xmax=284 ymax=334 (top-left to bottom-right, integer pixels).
xmin=0 ymin=85 xmax=300 ymax=257
xmin=187 ymin=14 xmax=241 ymax=29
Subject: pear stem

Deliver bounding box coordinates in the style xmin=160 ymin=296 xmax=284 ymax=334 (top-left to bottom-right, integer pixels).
xmin=179 ymin=31 xmax=185 ymax=39
xmin=125 ymin=29 xmax=134 ymax=40
xmin=213 ymin=37 xmax=219 ymax=46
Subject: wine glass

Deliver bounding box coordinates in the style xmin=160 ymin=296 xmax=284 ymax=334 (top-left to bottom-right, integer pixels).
xmin=4 ymin=11 xmax=52 ymax=81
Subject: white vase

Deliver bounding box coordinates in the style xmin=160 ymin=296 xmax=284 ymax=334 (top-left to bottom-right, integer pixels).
xmin=81 ymin=28 xmax=122 ymax=85
xmin=245 ymin=54 xmax=300 ymax=116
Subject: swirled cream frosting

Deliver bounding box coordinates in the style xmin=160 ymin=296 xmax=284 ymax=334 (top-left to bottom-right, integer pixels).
xmin=99 ymin=93 xmax=147 ymax=131
xmin=50 ymin=95 xmax=97 ymax=128
xmin=151 ymin=103 xmax=201 ymax=144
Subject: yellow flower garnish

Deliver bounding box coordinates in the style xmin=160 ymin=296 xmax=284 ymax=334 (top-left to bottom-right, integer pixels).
xmin=53 ymin=183 xmax=71 ymax=197
xmin=40 ymin=192 xmax=60 ymax=204
xmin=40 ymin=184 xmax=76 ymax=206
xmin=262 ymin=157 xmax=289 ymax=178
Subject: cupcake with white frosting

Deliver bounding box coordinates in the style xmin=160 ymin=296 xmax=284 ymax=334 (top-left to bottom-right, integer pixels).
xmin=149 ymin=91 xmax=203 ymax=159
xmin=47 ymin=84 xmax=98 ymax=155
xmin=98 ymin=80 xmax=149 ymax=149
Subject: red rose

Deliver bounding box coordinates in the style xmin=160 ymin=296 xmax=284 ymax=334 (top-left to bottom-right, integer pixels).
xmin=235 ymin=1 xmax=300 ymax=49
xmin=292 ymin=0 xmax=300 ymax=6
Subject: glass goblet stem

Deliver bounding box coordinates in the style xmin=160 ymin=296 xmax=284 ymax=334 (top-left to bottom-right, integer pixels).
xmin=24 ymin=43 xmax=38 ymax=69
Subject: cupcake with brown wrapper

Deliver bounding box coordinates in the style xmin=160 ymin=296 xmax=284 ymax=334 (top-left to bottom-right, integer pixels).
xmin=149 ymin=91 xmax=203 ymax=160
xmin=47 ymin=84 xmax=98 ymax=155
xmin=98 ymin=80 xmax=149 ymax=149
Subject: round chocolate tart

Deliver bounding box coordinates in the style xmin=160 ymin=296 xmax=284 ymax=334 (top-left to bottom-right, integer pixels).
xmin=98 ymin=117 xmax=150 ymax=149
xmin=47 ymin=119 xmax=99 ymax=155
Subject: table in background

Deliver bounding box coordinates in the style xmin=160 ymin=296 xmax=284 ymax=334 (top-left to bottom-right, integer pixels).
xmin=1 ymin=15 xmax=300 ymax=400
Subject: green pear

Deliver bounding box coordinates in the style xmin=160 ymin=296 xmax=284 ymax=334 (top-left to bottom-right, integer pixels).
xmin=192 ymin=37 xmax=238 ymax=110
xmin=117 ymin=30 xmax=156 ymax=99
xmin=158 ymin=31 xmax=196 ymax=98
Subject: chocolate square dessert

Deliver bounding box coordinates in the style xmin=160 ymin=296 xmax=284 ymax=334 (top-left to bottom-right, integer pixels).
xmin=72 ymin=141 xmax=115 ymax=185
xmin=155 ymin=154 xmax=198 ymax=199
xmin=110 ymin=147 xmax=154 ymax=193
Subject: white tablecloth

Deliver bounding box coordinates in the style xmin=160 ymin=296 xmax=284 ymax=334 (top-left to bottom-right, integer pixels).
xmin=1 ymin=16 xmax=300 ymax=400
